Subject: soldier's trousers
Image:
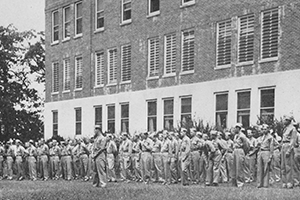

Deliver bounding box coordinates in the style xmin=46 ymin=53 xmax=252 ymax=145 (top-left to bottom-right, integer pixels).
xmin=180 ymin=155 xmax=191 ymax=185
xmin=40 ymin=155 xmax=49 ymax=179
xmin=219 ymin=157 xmax=228 ymax=182
xmin=93 ymin=155 xmax=107 ymax=186
xmin=6 ymin=156 xmax=13 ymax=178
xmin=141 ymin=152 xmax=152 ymax=181
xmin=87 ymin=154 xmax=94 ymax=178
xmin=190 ymin=151 xmax=200 ymax=182
xmin=0 ymin=156 xmax=3 ymax=177
xmin=200 ymin=154 xmax=207 ymax=182
xmin=73 ymin=157 xmax=80 ymax=178
xmin=271 ymin=149 xmax=281 ymax=181
xmin=50 ymin=156 xmax=59 ymax=178
xmin=206 ymin=151 xmax=222 ymax=185
xmin=225 ymin=152 xmax=233 ymax=181
xmin=281 ymin=143 xmax=294 ymax=186
xmin=122 ymin=153 xmax=132 ymax=180
xmin=80 ymin=154 xmax=88 ymax=178
xmin=36 ymin=156 xmax=41 ymax=178
xmin=170 ymin=155 xmax=177 ymax=182
xmin=232 ymin=148 xmax=245 ymax=187
xmin=107 ymin=153 xmax=116 ymax=181
xmin=61 ymin=156 xmax=72 ymax=180
xmin=16 ymin=156 xmax=24 ymax=179
xmin=161 ymin=152 xmax=170 ymax=182
xmin=257 ymin=151 xmax=271 ymax=187
xmin=132 ymin=153 xmax=141 ymax=180
xmin=28 ymin=156 xmax=37 ymax=180
xmin=152 ymin=152 xmax=164 ymax=181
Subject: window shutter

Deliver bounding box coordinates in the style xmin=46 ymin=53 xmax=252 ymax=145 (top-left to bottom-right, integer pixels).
xmin=217 ymin=20 xmax=231 ymax=66
xmin=239 ymin=15 xmax=254 ymax=63
xmin=165 ymin=33 xmax=176 ymax=74
xmin=75 ymin=57 xmax=83 ymax=89
xmin=182 ymin=29 xmax=195 ymax=72
xmin=149 ymin=37 xmax=160 ymax=77
xmin=64 ymin=59 xmax=70 ymax=90
xmin=95 ymin=52 xmax=104 ymax=86
xmin=52 ymin=63 xmax=59 ymax=92
xmin=108 ymin=49 xmax=117 ymax=83
xmin=121 ymin=45 xmax=131 ymax=82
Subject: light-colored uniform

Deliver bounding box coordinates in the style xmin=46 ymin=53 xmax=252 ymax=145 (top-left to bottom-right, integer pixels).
xmin=218 ymin=138 xmax=229 ymax=183
xmin=5 ymin=145 xmax=15 ymax=179
xmin=160 ymin=138 xmax=171 ymax=183
xmin=39 ymin=144 xmax=49 ymax=179
xmin=152 ymin=139 xmax=163 ymax=182
xmin=49 ymin=145 xmax=61 ymax=179
xmin=169 ymin=138 xmax=178 ymax=183
xmin=225 ymin=139 xmax=234 ymax=182
xmin=0 ymin=146 xmax=4 ymax=178
xmin=120 ymin=138 xmax=133 ymax=180
xmin=281 ymin=123 xmax=297 ymax=188
xmin=245 ymin=137 xmax=257 ymax=182
xmin=294 ymin=133 xmax=300 ymax=185
xmin=256 ymin=133 xmax=274 ymax=188
xmin=140 ymin=137 xmax=153 ymax=182
xmin=132 ymin=140 xmax=142 ymax=180
xmin=15 ymin=145 xmax=25 ymax=179
xmin=190 ymin=136 xmax=202 ymax=183
xmin=61 ymin=144 xmax=72 ymax=180
xmin=26 ymin=145 xmax=37 ymax=180
xmin=179 ymin=135 xmax=191 ymax=185
xmin=106 ymin=139 xmax=117 ymax=181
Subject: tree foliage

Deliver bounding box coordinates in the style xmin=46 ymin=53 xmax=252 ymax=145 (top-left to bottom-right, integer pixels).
xmin=0 ymin=25 xmax=45 ymax=142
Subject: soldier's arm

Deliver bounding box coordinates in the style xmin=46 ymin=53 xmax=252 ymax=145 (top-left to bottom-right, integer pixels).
xmin=128 ymin=141 xmax=133 ymax=154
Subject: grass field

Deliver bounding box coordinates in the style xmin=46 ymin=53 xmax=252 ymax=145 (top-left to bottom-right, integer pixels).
xmin=0 ymin=179 xmax=299 ymax=200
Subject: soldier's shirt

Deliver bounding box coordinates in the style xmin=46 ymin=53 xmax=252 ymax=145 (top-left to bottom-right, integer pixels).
xmin=50 ymin=145 xmax=61 ymax=156
xmin=256 ymin=133 xmax=274 ymax=153
xmin=107 ymin=140 xmax=117 ymax=154
xmin=205 ymin=140 xmax=216 ymax=153
xmin=132 ymin=141 xmax=141 ymax=153
xmin=170 ymin=139 xmax=178 ymax=154
xmin=141 ymin=138 xmax=153 ymax=152
xmin=161 ymin=139 xmax=171 ymax=153
xmin=92 ymin=134 xmax=107 ymax=158
xmin=233 ymin=132 xmax=248 ymax=149
xmin=120 ymin=139 xmax=132 ymax=153
xmin=190 ymin=136 xmax=201 ymax=151
xmin=152 ymin=140 xmax=162 ymax=153
xmin=28 ymin=146 xmax=37 ymax=156
xmin=179 ymin=136 xmax=191 ymax=160
xmin=15 ymin=145 xmax=25 ymax=156
xmin=282 ymin=124 xmax=297 ymax=147
xmin=0 ymin=146 xmax=5 ymax=156
xmin=41 ymin=144 xmax=49 ymax=155
xmin=225 ymin=139 xmax=234 ymax=153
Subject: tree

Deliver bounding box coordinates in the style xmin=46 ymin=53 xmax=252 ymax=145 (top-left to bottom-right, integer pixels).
xmin=0 ymin=25 xmax=45 ymax=142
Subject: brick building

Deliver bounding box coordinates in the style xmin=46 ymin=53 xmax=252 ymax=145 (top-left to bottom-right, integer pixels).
xmin=44 ymin=0 xmax=300 ymax=139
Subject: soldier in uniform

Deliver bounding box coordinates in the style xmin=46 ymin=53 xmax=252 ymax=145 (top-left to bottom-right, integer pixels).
xmin=224 ymin=132 xmax=234 ymax=182
xmin=77 ymin=139 xmax=90 ymax=181
xmin=140 ymin=132 xmax=153 ymax=184
xmin=168 ymin=131 xmax=178 ymax=184
xmin=106 ymin=133 xmax=117 ymax=182
xmin=255 ymin=124 xmax=274 ymax=188
xmin=245 ymin=129 xmax=257 ymax=183
xmin=60 ymin=140 xmax=73 ymax=181
xmin=281 ymin=115 xmax=297 ymax=189
xmin=131 ymin=134 xmax=142 ymax=182
xmin=39 ymin=139 xmax=49 ymax=181
xmin=26 ymin=140 xmax=37 ymax=181
xmin=189 ymin=128 xmax=202 ymax=184
xmin=178 ymin=128 xmax=191 ymax=186
xmin=49 ymin=140 xmax=61 ymax=180
xmin=119 ymin=133 xmax=133 ymax=182
xmin=87 ymin=137 xmax=94 ymax=180
xmin=232 ymin=123 xmax=249 ymax=187
xmin=152 ymin=133 xmax=164 ymax=182
xmin=5 ymin=139 xmax=14 ymax=180
xmin=217 ymin=131 xmax=229 ymax=183
xmin=15 ymin=139 xmax=25 ymax=181
xmin=92 ymin=125 xmax=108 ymax=188
xmin=160 ymin=130 xmax=171 ymax=185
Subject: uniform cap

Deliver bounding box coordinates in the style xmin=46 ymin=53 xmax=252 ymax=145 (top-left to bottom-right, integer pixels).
xmin=283 ymin=115 xmax=294 ymax=121
xmin=16 ymin=139 xmax=21 ymax=144
xmin=225 ymin=132 xmax=231 ymax=137
xmin=235 ymin=123 xmax=243 ymax=129
xmin=210 ymin=130 xmax=218 ymax=136
xmin=94 ymin=124 xmax=101 ymax=129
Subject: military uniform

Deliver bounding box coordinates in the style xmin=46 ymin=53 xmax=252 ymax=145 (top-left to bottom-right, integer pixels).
xmin=5 ymin=144 xmax=14 ymax=179
xmin=120 ymin=138 xmax=133 ymax=181
xmin=190 ymin=135 xmax=202 ymax=183
xmin=106 ymin=139 xmax=117 ymax=182
xmin=49 ymin=144 xmax=61 ymax=179
xmin=179 ymin=135 xmax=191 ymax=185
xmin=245 ymin=137 xmax=257 ymax=182
xmin=26 ymin=144 xmax=37 ymax=180
xmin=160 ymin=138 xmax=171 ymax=184
xmin=169 ymin=137 xmax=178 ymax=183
xmin=39 ymin=143 xmax=49 ymax=180
xmin=225 ymin=138 xmax=234 ymax=182
xmin=61 ymin=143 xmax=72 ymax=180
xmin=15 ymin=144 xmax=25 ymax=180
xmin=132 ymin=139 xmax=142 ymax=181
xmin=78 ymin=143 xmax=89 ymax=180
xmin=140 ymin=137 xmax=153 ymax=182
xmin=152 ymin=139 xmax=163 ymax=182
xmin=0 ymin=145 xmax=4 ymax=179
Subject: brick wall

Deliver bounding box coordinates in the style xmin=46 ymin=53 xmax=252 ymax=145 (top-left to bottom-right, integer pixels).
xmin=45 ymin=0 xmax=300 ymax=103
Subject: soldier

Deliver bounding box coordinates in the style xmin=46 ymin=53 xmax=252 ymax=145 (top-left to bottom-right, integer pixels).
xmin=178 ymin=128 xmax=191 ymax=186
xmin=92 ymin=125 xmax=108 ymax=188
xmin=15 ymin=139 xmax=25 ymax=181
xmin=152 ymin=133 xmax=164 ymax=182
xmin=281 ymin=115 xmax=297 ymax=189
xmin=245 ymin=129 xmax=257 ymax=183
xmin=60 ymin=140 xmax=72 ymax=181
xmin=87 ymin=137 xmax=94 ymax=180
xmin=0 ymin=142 xmax=4 ymax=180
xmin=119 ymin=133 xmax=133 ymax=182
xmin=36 ymin=140 xmax=42 ymax=179
xmin=5 ymin=139 xmax=14 ymax=180
xmin=77 ymin=139 xmax=90 ymax=181
xmin=224 ymin=132 xmax=234 ymax=182
xmin=294 ymin=123 xmax=300 ymax=186
xmin=131 ymin=134 xmax=142 ymax=182
xmin=106 ymin=133 xmax=117 ymax=182
xmin=160 ymin=130 xmax=171 ymax=185
xmin=271 ymin=131 xmax=281 ymax=183
xmin=168 ymin=131 xmax=178 ymax=184
xmin=26 ymin=140 xmax=37 ymax=181
xmin=39 ymin=139 xmax=49 ymax=181
xmin=72 ymin=139 xmax=81 ymax=179
xmin=140 ymin=132 xmax=153 ymax=184
xmin=232 ymin=123 xmax=249 ymax=187
xmin=217 ymin=131 xmax=229 ymax=183
xmin=49 ymin=139 xmax=61 ymax=180
xmin=189 ymin=128 xmax=202 ymax=184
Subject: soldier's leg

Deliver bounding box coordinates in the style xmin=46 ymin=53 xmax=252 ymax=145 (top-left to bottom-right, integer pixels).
xmin=281 ymin=144 xmax=287 ymax=185
xmin=212 ymin=152 xmax=222 ymax=185
xmin=286 ymin=151 xmax=294 ymax=188
xmin=41 ymin=155 xmax=49 ymax=179
xmin=170 ymin=156 xmax=177 ymax=183
xmin=262 ymin=151 xmax=271 ymax=187
xmin=236 ymin=149 xmax=245 ymax=187
xmin=257 ymin=152 xmax=263 ymax=187
xmin=95 ymin=157 xmax=107 ymax=187
xmin=0 ymin=156 xmax=3 ymax=178
xmin=66 ymin=156 xmax=72 ymax=180
xmin=153 ymin=153 xmax=164 ymax=182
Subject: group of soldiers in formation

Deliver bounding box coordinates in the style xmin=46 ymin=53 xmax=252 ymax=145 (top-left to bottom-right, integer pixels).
xmin=0 ymin=115 xmax=299 ymax=189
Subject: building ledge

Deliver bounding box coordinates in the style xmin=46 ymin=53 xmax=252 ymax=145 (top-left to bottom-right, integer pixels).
xmin=180 ymin=1 xmax=196 ymax=8
xmin=120 ymin=20 xmax=132 ymax=26
xmin=147 ymin=11 xmax=160 ymax=18
xmin=214 ymin=64 xmax=231 ymax=70
xmin=51 ymin=92 xmax=59 ymax=95
xmin=74 ymin=88 xmax=82 ymax=92
xmin=180 ymin=70 xmax=194 ymax=75
xmin=236 ymin=61 xmax=254 ymax=67
xmin=94 ymin=28 xmax=105 ymax=34
xmin=147 ymin=76 xmax=159 ymax=81
xmin=162 ymin=73 xmax=176 ymax=78
xmin=62 ymin=38 xmax=70 ymax=43
xmin=120 ymin=81 xmax=131 ymax=85
xmin=107 ymin=82 xmax=117 ymax=87
xmin=94 ymin=84 xmax=104 ymax=89
xmin=51 ymin=41 xmax=59 ymax=46
xmin=62 ymin=90 xmax=71 ymax=94
xmin=258 ymin=57 xmax=278 ymax=64
xmin=74 ymin=34 xmax=83 ymax=39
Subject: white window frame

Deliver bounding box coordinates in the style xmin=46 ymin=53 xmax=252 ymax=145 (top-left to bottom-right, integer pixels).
xmin=181 ymin=0 xmax=195 ymax=7
xmin=51 ymin=10 xmax=59 ymax=44
xmin=63 ymin=6 xmax=71 ymax=41
xmin=260 ymin=8 xmax=280 ymax=62
xmin=181 ymin=29 xmax=195 ymax=74
xmin=63 ymin=59 xmax=71 ymax=92
xmin=236 ymin=90 xmax=251 ymax=127
xmin=95 ymin=51 xmax=104 ymax=87
xmin=237 ymin=14 xmax=254 ymax=65
xmin=147 ymin=100 xmax=157 ymax=132
xmin=216 ymin=19 xmax=232 ymax=68
xmin=107 ymin=48 xmax=117 ymax=85
xmin=259 ymin=87 xmax=275 ymax=121
xmin=148 ymin=0 xmax=160 ymax=17
xmin=148 ymin=36 xmax=160 ymax=78
xmin=121 ymin=44 xmax=131 ymax=83
xmin=75 ymin=56 xmax=83 ymax=90
xmin=215 ymin=92 xmax=228 ymax=129
xmin=120 ymin=103 xmax=129 ymax=133
xmin=75 ymin=1 xmax=83 ymax=37
xmin=121 ymin=0 xmax=132 ymax=24
xmin=163 ymin=98 xmax=174 ymax=131
xmin=52 ymin=62 xmax=59 ymax=94
xmin=164 ymin=33 xmax=176 ymax=77
xmin=95 ymin=0 xmax=104 ymax=31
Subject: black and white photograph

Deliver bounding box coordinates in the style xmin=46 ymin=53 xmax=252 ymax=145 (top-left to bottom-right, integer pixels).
xmin=1 ymin=0 xmax=300 ymax=199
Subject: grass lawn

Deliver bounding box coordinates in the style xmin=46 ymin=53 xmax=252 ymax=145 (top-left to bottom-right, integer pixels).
xmin=0 ymin=179 xmax=299 ymax=200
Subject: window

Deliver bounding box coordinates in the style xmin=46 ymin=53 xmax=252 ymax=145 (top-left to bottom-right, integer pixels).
xmin=75 ymin=57 xmax=83 ymax=89
xmin=261 ymin=8 xmax=279 ymax=60
xmin=148 ymin=37 xmax=160 ymax=77
xmin=148 ymin=0 xmax=160 ymax=16
xmin=164 ymin=99 xmax=174 ymax=131
xmin=108 ymin=49 xmax=117 ymax=84
xmin=238 ymin=14 xmax=254 ymax=63
xmin=95 ymin=106 xmax=102 ymax=128
xmin=217 ymin=20 xmax=232 ymax=66
xmin=121 ymin=45 xmax=131 ymax=82
xmin=164 ymin=33 xmax=176 ymax=75
xmin=75 ymin=108 xmax=82 ymax=135
xmin=75 ymin=2 xmax=83 ymax=36
xmin=181 ymin=29 xmax=195 ymax=72
xmin=181 ymin=97 xmax=192 ymax=127
xmin=63 ymin=6 xmax=71 ymax=40
xmin=260 ymin=88 xmax=275 ymax=122
xmin=52 ymin=111 xmax=58 ymax=137
xmin=147 ymin=100 xmax=157 ymax=132
xmin=121 ymin=103 xmax=129 ymax=133
xmin=95 ymin=0 xmax=104 ymax=30
xmin=107 ymin=105 xmax=115 ymax=133
xmin=63 ymin=59 xmax=70 ymax=91
xmin=216 ymin=93 xmax=228 ymax=129
xmin=52 ymin=62 xmax=59 ymax=93
xmin=52 ymin=10 xmax=59 ymax=43
xmin=122 ymin=0 xmax=131 ymax=23
xmin=237 ymin=91 xmax=251 ymax=128
xmin=181 ymin=0 xmax=195 ymax=6
xmin=95 ymin=52 xmax=104 ymax=86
